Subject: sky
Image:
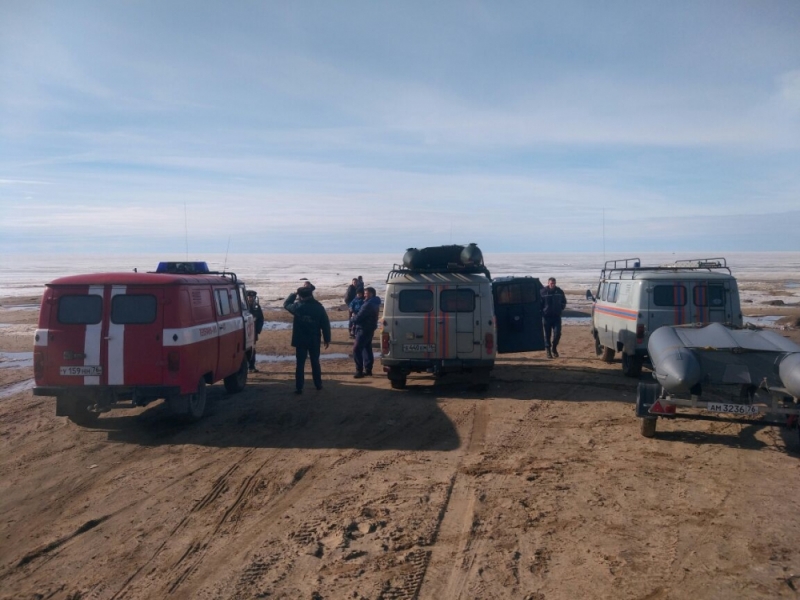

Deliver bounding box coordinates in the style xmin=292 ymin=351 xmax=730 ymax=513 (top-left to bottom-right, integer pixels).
xmin=1 ymin=1 xmax=799 ymax=255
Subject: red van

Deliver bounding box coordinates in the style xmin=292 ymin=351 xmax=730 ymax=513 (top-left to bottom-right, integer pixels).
xmin=33 ymin=262 xmax=255 ymax=424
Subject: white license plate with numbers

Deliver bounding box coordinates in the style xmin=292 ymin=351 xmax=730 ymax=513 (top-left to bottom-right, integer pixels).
xmin=60 ymin=366 xmax=102 ymax=376
xmin=403 ymin=344 xmax=436 ymax=352
xmin=707 ymin=403 xmax=759 ymax=415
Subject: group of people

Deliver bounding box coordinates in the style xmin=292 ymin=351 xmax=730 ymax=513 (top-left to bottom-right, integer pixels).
xmin=246 ymin=274 xmax=566 ymax=393
xmin=247 ymin=277 xmax=381 ymax=394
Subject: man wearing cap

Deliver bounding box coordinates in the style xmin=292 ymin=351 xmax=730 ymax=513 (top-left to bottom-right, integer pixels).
xmin=352 ymin=287 xmax=381 ymax=378
xmin=283 ymin=285 xmax=331 ymax=394
xmin=541 ymin=277 xmax=567 ymax=358
xmin=245 ymin=290 xmax=265 ymax=372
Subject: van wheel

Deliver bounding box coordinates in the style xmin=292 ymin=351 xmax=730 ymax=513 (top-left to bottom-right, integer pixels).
xmin=390 ymin=377 xmax=407 ymax=390
xmin=187 ymin=378 xmax=207 ymax=421
xmin=224 ymin=359 xmax=248 ymax=394
xmin=68 ymin=397 xmax=99 ymax=426
xmin=601 ymin=346 xmax=615 ymax=363
xmin=622 ymin=353 xmax=643 ymax=378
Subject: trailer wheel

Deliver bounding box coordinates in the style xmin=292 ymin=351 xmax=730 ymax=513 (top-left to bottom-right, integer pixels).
xmin=641 ymin=418 xmax=657 ymax=438
xmin=187 ymin=378 xmax=207 ymax=421
xmin=601 ymin=346 xmax=615 ymax=363
xmin=224 ymin=359 xmax=248 ymax=394
xmin=622 ymin=353 xmax=643 ymax=378
xmin=68 ymin=397 xmax=100 ymax=426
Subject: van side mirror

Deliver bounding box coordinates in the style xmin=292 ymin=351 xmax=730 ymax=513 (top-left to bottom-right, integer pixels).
xmin=586 ymin=289 xmax=595 ymax=302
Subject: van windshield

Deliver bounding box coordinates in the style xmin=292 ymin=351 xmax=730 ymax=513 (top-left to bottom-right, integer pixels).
xmin=111 ymin=295 xmax=157 ymax=324
xmin=58 ymin=295 xmax=103 ymax=325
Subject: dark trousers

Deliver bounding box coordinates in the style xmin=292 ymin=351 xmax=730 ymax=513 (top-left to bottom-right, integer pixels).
xmin=295 ymin=344 xmax=322 ymax=390
xmin=543 ymin=316 xmax=562 ymax=349
xmin=353 ymin=328 xmax=375 ymax=373
xmin=248 ymin=335 xmax=258 ymax=369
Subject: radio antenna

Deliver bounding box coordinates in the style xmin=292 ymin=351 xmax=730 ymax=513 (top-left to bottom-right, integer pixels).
xmin=602 ymin=207 xmax=606 ymax=263
xmin=184 ymin=201 xmax=189 ymax=260
xmin=223 ymin=235 xmax=231 ymax=271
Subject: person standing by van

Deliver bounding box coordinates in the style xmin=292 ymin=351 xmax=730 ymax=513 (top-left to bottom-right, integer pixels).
xmin=541 ymin=277 xmax=567 ymax=358
xmin=245 ymin=290 xmax=265 ymax=372
xmin=348 ymin=288 xmax=365 ymax=339
xmin=352 ymin=287 xmax=381 ymax=378
xmin=284 ymin=286 xmax=331 ymax=394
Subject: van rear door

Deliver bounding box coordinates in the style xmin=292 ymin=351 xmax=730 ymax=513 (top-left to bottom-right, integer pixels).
xmin=108 ymin=287 xmax=164 ymax=385
xmin=440 ymin=286 xmax=481 ymax=360
xmin=45 ymin=285 xmax=105 ymax=386
xmin=493 ymin=277 xmax=546 ymax=353
xmin=394 ymin=286 xmax=437 ymax=359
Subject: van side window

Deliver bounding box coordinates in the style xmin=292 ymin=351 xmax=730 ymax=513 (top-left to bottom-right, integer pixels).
xmin=441 ymin=289 xmax=476 ymax=312
xmin=694 ymin=285 xmax=725 ymax=307
xmin=399 ymin=290 xmax=433 ymax=313
xmin=496 ymin=283 xmax=538 ymax=305
xmin=215 ymin=289 xmax=231 ymax=316
xmin=599 ymin=282 xmax=608 ymax=301
xmin=111 ymin=295 xmax=157 ymax=324
xmin=607 ymin=282 xmax=619 ymax=303
xmin=653 ymin=285 xmax=687 ymax=306
xmin=228 ymin=289 xmax=240 ymax=314
xmin=58 ymin=295 xmax=102 ymax=325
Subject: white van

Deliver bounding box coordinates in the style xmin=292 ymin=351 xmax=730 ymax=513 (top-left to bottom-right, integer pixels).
xmin=588 ymin=257 xmax=742 ymax=377
xmin=380 ymin=245 xmax=545 ymax=389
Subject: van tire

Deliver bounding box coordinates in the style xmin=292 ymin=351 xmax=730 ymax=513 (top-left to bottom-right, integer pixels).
xmin=601 ymin=346 xmax=615 ymax=363
xmin=187 ymin=378 xmax=207 ymax=421
xmin=68 ymin=397 xmax=99 ymax=426
xmin=224 ymin=359 xmax=248 ymax=394
xmin=622 ymin=353 xmax=643 ymax=378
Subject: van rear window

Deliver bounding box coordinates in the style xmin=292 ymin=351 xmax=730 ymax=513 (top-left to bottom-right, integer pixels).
xmin=495 ymin=283 xmax=538 ymax=305
xmin=58 ymin=295 xmax=103 ymax=324
xmin=399 ymin=290 xmax=433 ymax=313
xmin=441 ymin=289 xmax=475 ymax=312
xmin=694 ymin=285 xmax=725 ymax=307
xmin=111 ymin=295 xmax=157 ymax=324
xmin=653 ymin=285 xmax=687 ymax=307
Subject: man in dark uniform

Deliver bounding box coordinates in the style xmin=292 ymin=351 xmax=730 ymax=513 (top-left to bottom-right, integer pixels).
xmin=540 ymin=277 xmax=567 ymax=359
xmin=283 ymin=285 xmax=331 ymax=394
xmin=352 ymin=287 xmax=381 ymax=378
xmin=245 ymin=290 xmax=265 ymax=372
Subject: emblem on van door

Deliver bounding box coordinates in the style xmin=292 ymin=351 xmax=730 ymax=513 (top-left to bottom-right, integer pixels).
xmin=63 ymin=351 xmax=87 ymax=360
xmin=403 ymin=344 xmax=436 ymax=352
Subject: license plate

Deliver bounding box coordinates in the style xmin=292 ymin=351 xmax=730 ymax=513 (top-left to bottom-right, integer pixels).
xmin=403 ymin=344 xmax=436 ymax=352
xmin=60 ymin=365 xmax=103 ymax=376
xmin=707 ymin=403 xmax=759 ymax=415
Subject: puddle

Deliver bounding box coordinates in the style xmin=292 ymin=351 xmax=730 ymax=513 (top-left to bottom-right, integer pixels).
xmin=563 ymin=317 xmax=591 ymax=325
xmin=256 ymin=353 xmax=349 ymax=364
xmin=263 ymin=321 xmax=349 ymax=331
xmin=744 ymin=315 xmax=783 ymax=328
xmin=0 ymin=352 xmax=33 ymax=369
xmin=0 ymin=379 xmax=35 ymax=399
xmin=0 ymin=305 xmax=39 ymax=312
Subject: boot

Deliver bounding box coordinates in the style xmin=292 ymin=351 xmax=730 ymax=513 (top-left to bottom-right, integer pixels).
xmin=546 ymin=348 xmax=553 ymax=359
xmin=552 ymin=346 xmax=559 ymax=358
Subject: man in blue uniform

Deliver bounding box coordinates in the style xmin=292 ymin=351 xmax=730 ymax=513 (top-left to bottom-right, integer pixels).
xmin=352 ymin=287 xmax=381 ymax=378
xmin=541 ymin=277 xmax=567 ymax=358
xmin=283 ymin=286 xmax=331 ymax=393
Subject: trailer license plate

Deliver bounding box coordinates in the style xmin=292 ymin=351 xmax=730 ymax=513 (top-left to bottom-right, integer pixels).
xmin=403 ymin=344 xmax=435 ymax=352
xmin=707 ymin=403 xmax=759 ymax=416
xmin=60 ymin=366 xmax=103 ymax=376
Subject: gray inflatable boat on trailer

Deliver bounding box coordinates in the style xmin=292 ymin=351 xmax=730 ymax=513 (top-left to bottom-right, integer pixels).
xmin=636 ymin=322 xmax=800 ymax=439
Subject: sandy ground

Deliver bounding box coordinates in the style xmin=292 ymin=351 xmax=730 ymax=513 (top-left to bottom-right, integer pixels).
xmin=2 ymin=294 xmax=800 ymax=599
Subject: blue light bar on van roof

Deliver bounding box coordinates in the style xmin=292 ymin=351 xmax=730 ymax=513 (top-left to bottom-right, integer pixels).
xmin=156 ymin=261 xmax=210 ymax=274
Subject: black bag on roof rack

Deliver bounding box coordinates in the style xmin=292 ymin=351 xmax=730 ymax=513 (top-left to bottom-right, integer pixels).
xmin=403 ymin=243 xmax=484 ymax=271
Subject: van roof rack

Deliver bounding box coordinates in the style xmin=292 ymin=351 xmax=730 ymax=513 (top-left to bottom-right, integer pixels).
xmin=386 ymin=263 xmax=492 ymax=281
xmin=150 ymin=261 xmax=238 ymax=283
xmin=601 ymin=257 xmax=731 ymax=280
